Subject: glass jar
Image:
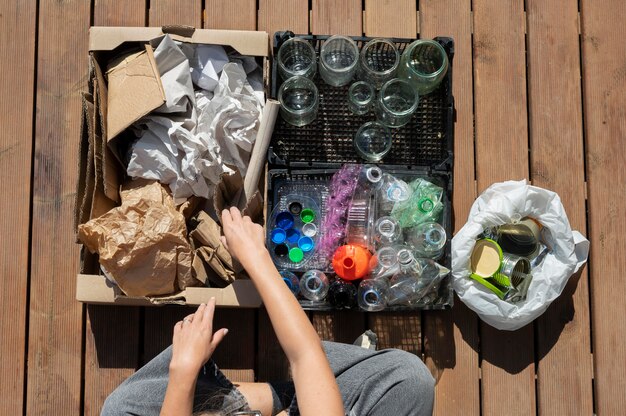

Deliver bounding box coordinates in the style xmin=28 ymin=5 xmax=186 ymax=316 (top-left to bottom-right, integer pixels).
xmin=357 ymin=38 xmax=400 ymax=88
xmin=278 ymin=76 xmax=319 ymax=126
xmin=398 ymin=39 xmax=448 ymax=95
xmin=277 ymin=37 xmax=317 ymax=80
xmin=347 ymin=81 xmax=375 ymax=115
xmin=375 ymin=78 xmax=419 ymax=128
xmin=319 ymin=35 xmax=359 ymax=86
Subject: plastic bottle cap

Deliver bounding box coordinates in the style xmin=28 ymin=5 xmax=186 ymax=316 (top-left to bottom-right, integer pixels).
xmin=298 ymin=236 xmax=315 ymax=252
xmin=302 ymin=222 xmax=318 ymax=237
xmin=286 ymin=228 xmax=301 ymax=244
xmin=270 ymin=228 xmax=287 ymax=244
xmin=289 ymin=247 xmax=304 ymax=262
xmin=300 ymin=208 xmax=316 ymax=223
xmin=418 ymin=197 xmax=434 ymax=213
xmin=289 ymin=201 xmax=303 ymax=215
xmin=274 ymin=244 xmax=289 ymax=257
xmin=276 ymin=211 xmax=295 ymax=229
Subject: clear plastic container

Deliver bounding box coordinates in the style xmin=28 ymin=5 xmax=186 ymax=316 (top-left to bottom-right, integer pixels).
xmin=299 ymin=270 xmax=330 ymax=301
xmin=405 ymin=222 xmax=447 ymax=259
xmin=368 ymin=245 xmax=401 ymax=279
xmin=358 ymin=279 xmax=389 ymax=312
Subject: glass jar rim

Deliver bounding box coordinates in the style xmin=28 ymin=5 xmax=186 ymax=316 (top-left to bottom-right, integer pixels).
xmin=277 ymin=37 xmax=316 ymax=75
xmin=403 ymin=39 xmax=448 ymax=79
xmin=378 ymin=79 xmax=419 ymax=115
xmin=349 ymin=81 xmax=375 ymax=105
xmin=320 ymin=35 xmax=359 ymax=73
xmin=278 ymin=76 xmax=319 ymax=115
xmin=360 ymin=38 xmax=400 ymax=75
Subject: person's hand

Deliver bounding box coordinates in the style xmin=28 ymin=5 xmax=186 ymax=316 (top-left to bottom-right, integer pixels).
xmin=221 ymin=207 xmax=267 ymax=268
xmin=169 ymin=298 xmax=228 ymax=379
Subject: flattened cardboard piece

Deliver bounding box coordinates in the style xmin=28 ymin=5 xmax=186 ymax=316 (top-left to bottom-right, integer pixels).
xmin=213 ymin=170 xmax=263 ymax=223
xmin=90 ymin=73 xmax=117 ymax=220
xmin=89 ymin=27 xmax=269 ymax=58
xmin=77 ymin=93 xmax=96 ymax=233
xmin=106 ymin=44 xmax=165 ymax=142
xmin=76 ymin=273 xmax=262 ymax=307
xmin=75 ymin=93 xmax=94 ymax=234
xmin=92 ymin=54 xmax=122 ymax=203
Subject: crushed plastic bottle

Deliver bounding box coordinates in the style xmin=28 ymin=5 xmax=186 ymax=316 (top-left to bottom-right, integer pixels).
xmin=386 ymin=249 xmax=449 ymax=306
xmin=405 ymin=222 xmax=447 ymax=259
xmin=391 ymin=178 xmax=444 ymax=228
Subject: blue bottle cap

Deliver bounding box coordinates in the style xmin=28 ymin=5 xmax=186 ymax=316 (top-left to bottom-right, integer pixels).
xmin=276 ymin=211 xmax=295 ymax=230
xmin=298 ymin=236 xmax=315 ymax=252
xmin=286 ymin=228 xmax=300 ymax=244
xmin=270 ymin=228 xmax=287 ymax=244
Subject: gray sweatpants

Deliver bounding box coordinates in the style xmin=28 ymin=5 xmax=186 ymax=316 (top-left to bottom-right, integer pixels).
xmin=101 ymin=341 xmax=434 ymax=416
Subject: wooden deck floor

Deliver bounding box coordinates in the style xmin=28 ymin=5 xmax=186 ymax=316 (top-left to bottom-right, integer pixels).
xmin=1 ymin=0 xmax=624 ymax=414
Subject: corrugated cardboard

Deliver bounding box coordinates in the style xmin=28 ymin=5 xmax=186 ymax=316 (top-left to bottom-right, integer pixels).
xmin=75 ymin=26 xmax=271 ymax=307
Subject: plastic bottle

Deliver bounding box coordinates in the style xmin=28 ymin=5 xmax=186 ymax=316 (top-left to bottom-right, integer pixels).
xmin=391 ymin=178 xmax=444 ymax=228
xmin=299 ymin=270 xmax=330 ymax=301
xmin=377 ymin=174 xmax=412 ymax=214
xmin=373 ymin=216 xmax=403 ymax=246
xmin=386 ymin=251 xmax=448 ymax=306
xmin=279 ymin=270 xmax=300 ymax=296
xmin=358 ymin=278 xmax=389 ymax=311
xmin=327 ymin=279 xmax=358 ymax=309
xmin=405 ymin=222 xmax=447 ymax=259
xmin=368 ymin=245 xmax=400 ymax=279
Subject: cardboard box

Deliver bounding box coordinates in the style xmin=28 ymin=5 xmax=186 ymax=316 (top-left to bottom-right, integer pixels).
xmin=75 ymin=26 xmax=273 ymax=307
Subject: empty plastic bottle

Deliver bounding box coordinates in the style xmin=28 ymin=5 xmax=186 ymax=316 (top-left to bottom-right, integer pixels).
xmin=279 ymin=270 xmax=300 ymax=296
xmin=299 ymin=270 xmax=330 ymax=301
xmin=373 ymin=216 xmax=403 ymax=246
xmin=377 ymin=174 xmax=412 ymax=214
xmin=358 ymin=278 xmax=389 ymax=312
xmin=368 ymin=245 xmax=400 ymax=279
xmin=386 ymin=251 xmax=449 ymax=306
xmin=327 ymin=279 xmax=358 ymax=309
xmin=406 ymin=222 xmax=447 ymax=259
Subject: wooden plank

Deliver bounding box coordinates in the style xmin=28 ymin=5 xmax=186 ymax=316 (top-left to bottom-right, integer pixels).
xmin=258 ymin=0 xmax=309 ymax=38
xmin=25 ymin=0 xmax=91 ymax=414
xmin=82 ymin=5 xmax=146 ymax=415
xmin=368 ymin=313 xmax=421 ymax=355
xmin=364 ymin=0 xmax=417 ymax=38
xmin=94 ymin=0 xmax=147 ymax=26
xmin=311 ymin=0 xmax=363 ymax=36
xmin=311 ymin=311 xmax=367 ymax=344
xmin=526 ymin=1 xmax=594 ymax=415
xmin=472 ymin=1 xmax=535 ymax=415
xmin=257 ymin=308 xmax=290 ymax=382
xmin=580 ymin=0 xmax=626 ymax=414
xmin=205 ymin=0 xmax=257 ymax=30
xmin=418 ymin=1 xmax=480 ymax=414
xmin=149 ymin=0 xmax=202 ymax=28
xmin=84 ymin=306 xmax=141 ymax=416
xmin=0 ymin=1 xmax=37 ymax=415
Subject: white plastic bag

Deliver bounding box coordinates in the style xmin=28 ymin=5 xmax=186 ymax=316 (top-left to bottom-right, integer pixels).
xmin=451 ymin=180 xmax=589 ymax=330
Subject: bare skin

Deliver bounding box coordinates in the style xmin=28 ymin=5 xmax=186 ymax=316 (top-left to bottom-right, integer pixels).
xmin=160 ymin=207 xmax=343 ymax=416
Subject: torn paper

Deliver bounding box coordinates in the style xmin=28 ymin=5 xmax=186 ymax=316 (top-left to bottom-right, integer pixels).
xmin=77 ymin=179 xmax=199 ymax=297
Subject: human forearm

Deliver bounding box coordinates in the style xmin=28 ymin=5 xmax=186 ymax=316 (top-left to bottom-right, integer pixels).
xmin=243 ymin=251 xmax=323 ymax=363
xmin=160 ymin=370 xmax=196 ymax=416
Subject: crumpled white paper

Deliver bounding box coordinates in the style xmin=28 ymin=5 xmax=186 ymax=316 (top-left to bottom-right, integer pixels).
xmin=126 ymin=35 xmax=264 ymax=203
xmin=451 ymin=180 xmax=590 ymax=330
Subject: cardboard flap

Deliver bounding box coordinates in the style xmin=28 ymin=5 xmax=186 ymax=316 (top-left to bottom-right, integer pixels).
xmin=106 ymin=44 xmax=165 ymax=141
xmin=89 ymin=26 xmax=269 ymax=57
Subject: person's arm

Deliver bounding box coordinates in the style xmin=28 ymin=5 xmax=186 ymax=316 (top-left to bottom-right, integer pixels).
xmin=221 ymin=208 xmax=344 ymax=416
xmin=161 ymin=299 xmax=228 ymax=416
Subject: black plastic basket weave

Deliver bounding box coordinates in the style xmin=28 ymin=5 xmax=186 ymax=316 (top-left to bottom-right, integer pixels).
xmin=267 ymin=32 xmax=456 ymax=310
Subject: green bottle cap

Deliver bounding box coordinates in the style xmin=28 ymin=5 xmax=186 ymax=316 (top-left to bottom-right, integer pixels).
xmin=289 ymin=247 xmax=304 ymax=263
xmin=418 ymin=197 xmax=434 ymax=213
xmin=300 ymin=208 xmax=316 ymax=223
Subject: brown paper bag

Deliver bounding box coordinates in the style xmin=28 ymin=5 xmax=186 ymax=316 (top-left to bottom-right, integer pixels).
xmin=78 ymin=179 xmax=199 ymax=297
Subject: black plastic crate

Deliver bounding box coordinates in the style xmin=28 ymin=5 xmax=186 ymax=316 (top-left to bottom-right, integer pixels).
xmin=267 ymin=32 xmax=456 ymax=310
xmin=269 ymin=32 xmax=455 ymax=171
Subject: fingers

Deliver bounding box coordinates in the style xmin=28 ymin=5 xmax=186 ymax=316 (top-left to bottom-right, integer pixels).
xmin=202 ymin=297 xmax=216 ymax=333
xmin=229 ymin=206 xmax=243 ymax=223
xmin=221 ymin=209 xmax=232 ymax=228
xmin=211 ymin=328 xmax=229 ymax=350
xmin=220 ymin=235 xmax=230 ymax=251
xmin=193 ymin=304 xmax=206 ymax=328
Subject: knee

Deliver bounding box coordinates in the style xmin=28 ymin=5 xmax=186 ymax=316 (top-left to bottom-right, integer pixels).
xmin=385 ymin=350 xmax=435 ymax=389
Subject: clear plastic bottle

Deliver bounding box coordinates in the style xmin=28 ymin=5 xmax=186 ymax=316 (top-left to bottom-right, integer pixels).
xmin=327 ymin=279 xmax=358 ymax=309
xmin=405 ymin=222 xmax=447 ymax=259
xmin=387 ymin=252 xmax=448 ymax=306
xmin=299 ymin=270 xmax=330 ymax=301
xmin=373 ymin=216 xmax=403 ymax=246
xmin=377 ymin=174 xmax=412 ymax=215
xmin=368 ymin=245 xmax=400 ymax=279
xmin=279 ymin=270 xmax=300 ymax=296
xmin=358 ymin=278 xmax=389 ymax=312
